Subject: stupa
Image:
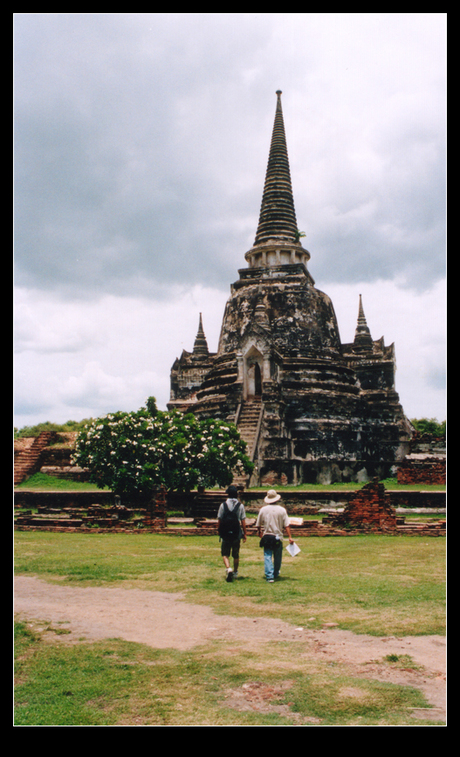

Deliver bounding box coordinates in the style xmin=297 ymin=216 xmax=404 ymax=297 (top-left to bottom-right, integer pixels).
xmin=168 ymin=91 xmax=411 ymax=485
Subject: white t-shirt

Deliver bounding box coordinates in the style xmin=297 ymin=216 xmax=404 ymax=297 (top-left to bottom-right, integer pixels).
xmin=256 ymin=504 xmax=290 ymax=539
xmin=217 ymin=498 xmax=246 ymax=520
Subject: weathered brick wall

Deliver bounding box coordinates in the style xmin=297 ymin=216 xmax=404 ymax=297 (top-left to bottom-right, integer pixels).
xmin=324 ymin=480 xmax=397 ymax=532
xmin=142 ymin=486 xmax=167 ymax=529
xmin=15 ymin=482 xmax=446 ymax=537
xmin=14 ymin=487 xmax=446 ymax=513
xmin=397 ymin=457 xmax=446 ymax=485
xmin=14 ymin=490 xmax=114 ymax=509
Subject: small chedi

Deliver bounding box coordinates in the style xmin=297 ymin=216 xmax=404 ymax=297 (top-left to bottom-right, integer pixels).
xmin=168 ymin=91 xmax=412 ymax=486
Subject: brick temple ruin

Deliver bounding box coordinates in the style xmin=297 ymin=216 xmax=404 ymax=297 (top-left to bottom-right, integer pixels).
xmin=168 ymin=91 xmax=413 ymax=487
xmin=14 ymin=431 xmax=445 ymax=537
xmin=14 ymin=92 xmax=445 ymax=536
xmin=14 ymin=479 xmax=445 ymax=536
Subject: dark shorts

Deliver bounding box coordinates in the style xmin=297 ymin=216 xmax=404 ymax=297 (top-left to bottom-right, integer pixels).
xmin=221 ymin=538 xmax=241 ymax=558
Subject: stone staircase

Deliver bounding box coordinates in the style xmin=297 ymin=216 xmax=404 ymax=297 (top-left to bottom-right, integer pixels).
xmin=233 ymin=398 xmax=264 ymax=487
xmin=14 ymin=431 xmax=56 ymax=485
xmin=237 ymin=398 xmax=263 ymax=460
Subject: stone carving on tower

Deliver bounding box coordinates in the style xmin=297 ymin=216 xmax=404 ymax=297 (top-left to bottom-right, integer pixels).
xmin=168 ymin=92 xmax=412 ymax=485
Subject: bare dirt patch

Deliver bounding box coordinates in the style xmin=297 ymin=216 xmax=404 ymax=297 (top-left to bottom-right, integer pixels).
xmin=14 ymin=575 xmax=446 ymax=722
xmin=222 ymin=681 xmax=320 ymax=723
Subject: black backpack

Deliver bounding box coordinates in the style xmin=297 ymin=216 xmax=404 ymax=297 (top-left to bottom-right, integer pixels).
xmin=218 ymin=501 xmax=241 ymax=540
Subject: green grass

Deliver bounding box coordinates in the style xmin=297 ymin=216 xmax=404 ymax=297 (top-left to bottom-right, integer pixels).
xmin=16 ymin=472 xmax=445 ymax=492
xmin=14 ymin=531 xmax=445 ymax=637
xmin=14 ymin=532 xmax=445 ymax=725
xmin=248 ymin=478 xmax=445 ymax=492
xmin=14 ymin=621 xmax=434 ymax=726
xmin=15 ymin=472 xmax=107 ymax=491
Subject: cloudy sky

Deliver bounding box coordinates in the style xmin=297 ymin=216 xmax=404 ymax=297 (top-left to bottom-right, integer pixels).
xmin=14 ymin=13 xmax=446 ymax=429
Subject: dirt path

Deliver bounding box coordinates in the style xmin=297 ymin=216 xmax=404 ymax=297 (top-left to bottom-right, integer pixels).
xmin=14 ymin=576 xmax=446 ymax=723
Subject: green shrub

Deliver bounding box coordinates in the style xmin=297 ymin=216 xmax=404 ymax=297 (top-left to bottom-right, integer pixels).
xmin=410 ymin=418 xmax=446 ymax=438
xmin=15 ymin=419 xmax=95 ymax=439
xmin=72 ymin=397 xmax=253 ymax=497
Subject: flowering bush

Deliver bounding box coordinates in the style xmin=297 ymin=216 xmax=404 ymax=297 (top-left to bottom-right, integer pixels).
xmin=72 ymin=397 xmax=253 ymax=498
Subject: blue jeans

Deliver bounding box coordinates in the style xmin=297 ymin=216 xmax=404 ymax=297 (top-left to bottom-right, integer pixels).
xmin=263 ymin=542 xmax=283 ymax=580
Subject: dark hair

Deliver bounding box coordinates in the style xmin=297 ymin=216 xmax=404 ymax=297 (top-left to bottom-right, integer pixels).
xmin=226 ymin=485 xmax=238 ymax=498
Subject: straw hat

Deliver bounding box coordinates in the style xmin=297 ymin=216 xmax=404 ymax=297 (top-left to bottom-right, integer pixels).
xmin=264 ymin=489 xmax=281 ymax=504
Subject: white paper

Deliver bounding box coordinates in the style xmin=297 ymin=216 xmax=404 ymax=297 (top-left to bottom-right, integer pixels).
xmin=286 ymin=542 xmax=301 ymax=557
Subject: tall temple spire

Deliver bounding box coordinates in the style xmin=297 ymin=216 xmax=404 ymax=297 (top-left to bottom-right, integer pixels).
xmin=353 ymin=295 xmax=374 ymax=353
xmin=254 ymin=91 xmax=298 ymax=245
xmin=192 ymin=313 xmax=209 ymax=357
xmin=244 ymin=91 xmax=311 ymax=275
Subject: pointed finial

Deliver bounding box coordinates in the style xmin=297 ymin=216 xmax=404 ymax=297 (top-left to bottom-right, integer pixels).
xmin=353 ymin=295 xmax=373 ymax=352
xmin=192 ymin=313 xmax=209 ymax=357
xmin=254 ymin=90 xmax=298 ymax=245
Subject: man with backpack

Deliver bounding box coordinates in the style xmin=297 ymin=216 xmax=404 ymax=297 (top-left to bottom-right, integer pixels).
xmin=217 ymin=485 xmax=247 ymax=582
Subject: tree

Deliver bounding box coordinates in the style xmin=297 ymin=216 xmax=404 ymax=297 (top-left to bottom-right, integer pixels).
xmin=71 ymin=397 xmax=253 ymax=498
xmin=14 ymin=418 xmax=94 ymax=438
xmin=410 ymin=418 xmax=446 ymax=438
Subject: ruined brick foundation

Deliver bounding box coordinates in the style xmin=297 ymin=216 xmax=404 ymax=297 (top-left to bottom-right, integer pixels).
xmin=15 ymin=482 xmax=445 ymax=537
xmin=322 ymin=480 xmax=396 ymax=532
xmin=397 ymin=455 xmax=446 ymax=485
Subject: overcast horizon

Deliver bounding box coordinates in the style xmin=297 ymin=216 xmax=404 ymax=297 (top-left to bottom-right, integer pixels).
xmin=14 ymin=13 xmax=446 ymax=429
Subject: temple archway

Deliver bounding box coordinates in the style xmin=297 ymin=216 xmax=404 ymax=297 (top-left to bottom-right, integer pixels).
xmin=244 ymin=346 xmax=263 ymax=399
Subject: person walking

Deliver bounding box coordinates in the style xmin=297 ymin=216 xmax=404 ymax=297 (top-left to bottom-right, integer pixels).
xmin=256 ymin=489 xmax=294 ymax=582
xmin=217 ymin=485 xmax=247 ymax=582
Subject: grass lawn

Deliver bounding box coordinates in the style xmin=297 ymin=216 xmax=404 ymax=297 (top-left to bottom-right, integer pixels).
xmin=15 ymin=617 xmax=436 ymax=726
xmin=14 ymin=619 xmax=435 ymax=727
xmin=14 ymin=530 xmax=445 ymax=726
xmin=14 ymin=472 xmax=109 ymax=491
xmin=15 ymin=472 xmax=446 ymax=493
xmin=14 ymin=531 xmax=446 ymax=636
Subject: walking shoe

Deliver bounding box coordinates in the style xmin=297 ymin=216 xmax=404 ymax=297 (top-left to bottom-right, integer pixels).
xmin=233 ymin=571 xmax=238 ymax=578
xmin=226 ymin=569 xmax=233 ymax=582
